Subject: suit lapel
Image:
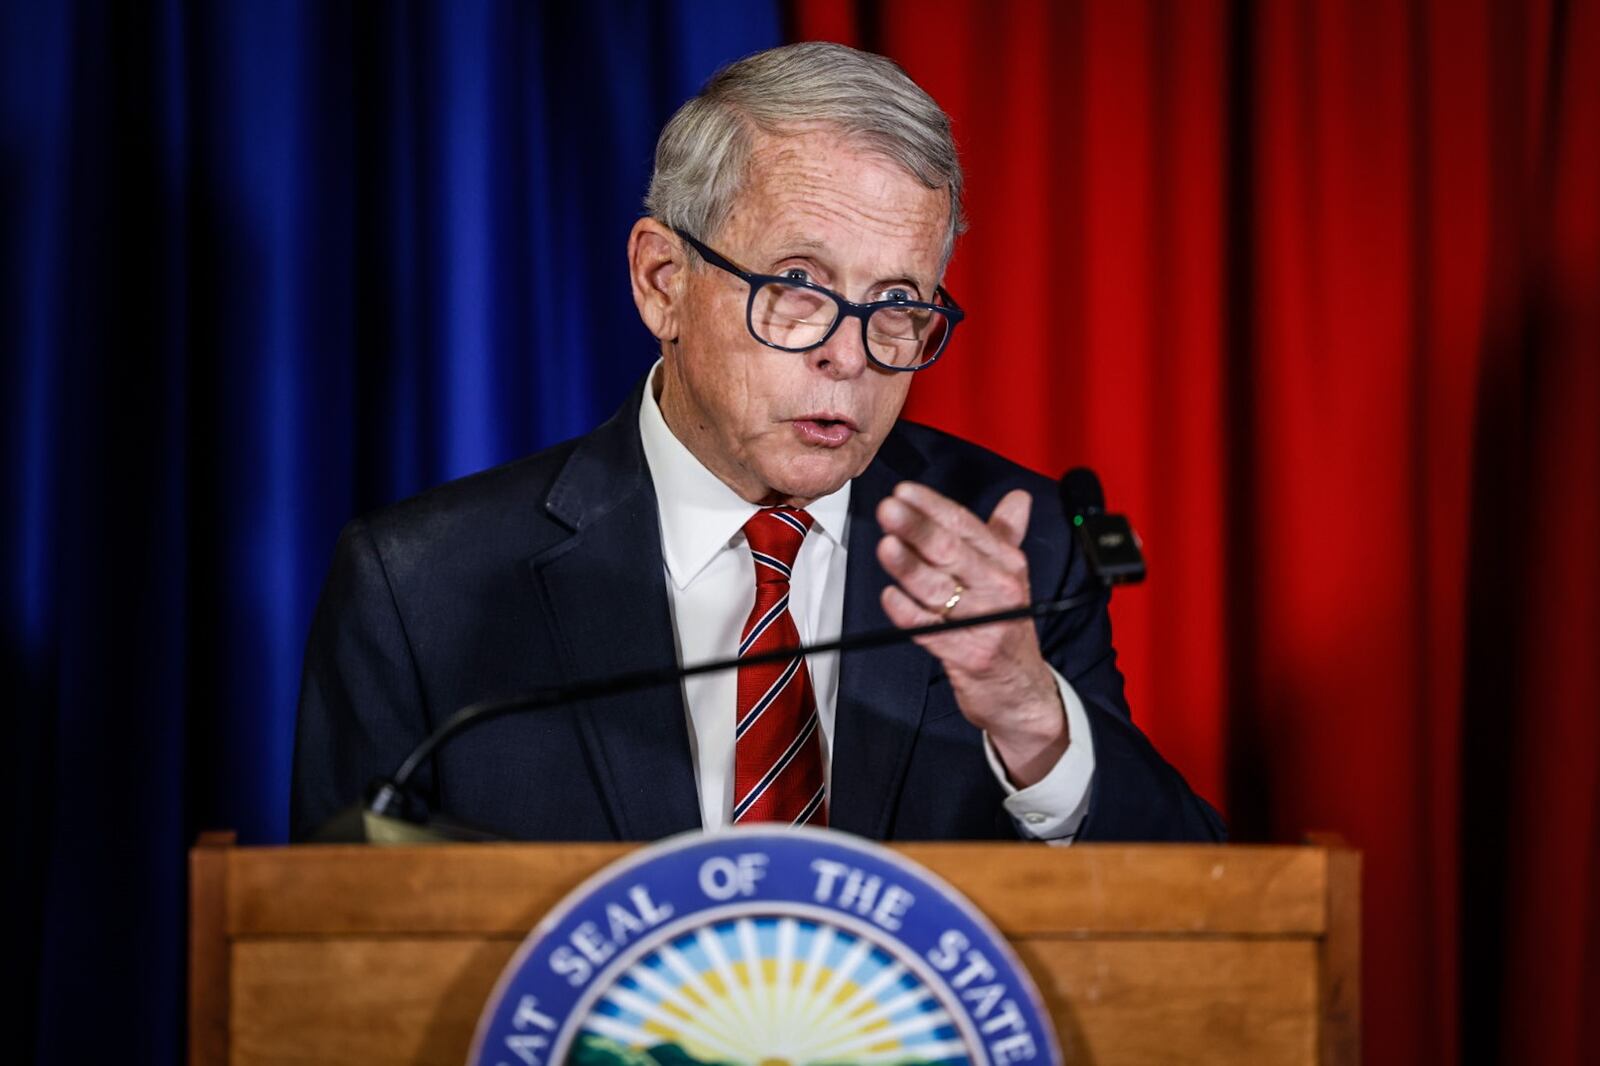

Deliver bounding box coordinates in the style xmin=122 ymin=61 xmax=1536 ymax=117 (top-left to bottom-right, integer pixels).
xmin=524 ymin=391 xmax=937 ymax=842
xmin=830 ymin=431 xmax=933 ymax=839
xmin=527 ymin=385 xmax=702 ymax=840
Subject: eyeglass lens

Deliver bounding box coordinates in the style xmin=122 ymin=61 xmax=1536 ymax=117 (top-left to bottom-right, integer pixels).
xmin=750 ymin=281 xmax=949 ymax=368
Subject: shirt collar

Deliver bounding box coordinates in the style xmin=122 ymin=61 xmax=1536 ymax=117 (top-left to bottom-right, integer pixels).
xmin=638 ymin=360 xmax=852 ymax=590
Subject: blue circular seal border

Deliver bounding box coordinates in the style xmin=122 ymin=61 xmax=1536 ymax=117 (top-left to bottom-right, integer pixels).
xmin=469 ymin=826 xmax=1062 ymax=1066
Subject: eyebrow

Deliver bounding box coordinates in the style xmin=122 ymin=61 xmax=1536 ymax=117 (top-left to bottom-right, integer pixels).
xmin=765 ymin=239 xmax=932 ymax=300
xmin=767 ymin=237 xmax=828 ymax=261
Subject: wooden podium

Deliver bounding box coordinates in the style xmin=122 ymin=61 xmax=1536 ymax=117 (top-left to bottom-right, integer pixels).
xmin=190 ymin=835 xmax=1358 ymax=1065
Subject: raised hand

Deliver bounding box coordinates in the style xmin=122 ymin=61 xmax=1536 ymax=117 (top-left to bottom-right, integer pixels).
xmin=876 ymin=481 xmax=1069 ymax=786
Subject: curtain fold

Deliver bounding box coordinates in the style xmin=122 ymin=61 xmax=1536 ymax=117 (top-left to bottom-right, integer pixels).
xmin=792 ymin=1 xmax=1600 ymax=1063
xmin=0 ymin=3 xmax=780 ymax=1061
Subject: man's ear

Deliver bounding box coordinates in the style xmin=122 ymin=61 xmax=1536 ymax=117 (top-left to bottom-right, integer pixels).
xmin=628 ymin=218 xmax=685 ymax=343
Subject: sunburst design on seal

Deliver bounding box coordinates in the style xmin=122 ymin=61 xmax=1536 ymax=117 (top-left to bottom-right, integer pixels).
xmin=571 ymin=915 xmax=971 ymax=1066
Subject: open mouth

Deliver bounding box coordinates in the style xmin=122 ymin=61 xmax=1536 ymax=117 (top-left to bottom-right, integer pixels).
xmin=791 ymin=416 xmax=857 ymax=447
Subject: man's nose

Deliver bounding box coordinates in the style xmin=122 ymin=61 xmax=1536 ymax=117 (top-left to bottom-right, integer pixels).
xmin=805 ymin=317 xmax=870 ymax=379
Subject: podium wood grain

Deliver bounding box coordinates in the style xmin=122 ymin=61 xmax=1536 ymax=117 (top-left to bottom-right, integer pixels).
xmin=191 ymin=840 xmax=1359 ymax=1065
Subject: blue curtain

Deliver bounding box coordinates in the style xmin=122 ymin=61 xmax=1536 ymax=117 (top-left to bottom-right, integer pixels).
xmin=0 ymin=2 xmax=781 ymax=1060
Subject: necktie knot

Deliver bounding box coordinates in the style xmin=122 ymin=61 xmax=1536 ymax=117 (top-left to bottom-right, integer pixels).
xmin=744 ymin=507 xmax=813 ymax=585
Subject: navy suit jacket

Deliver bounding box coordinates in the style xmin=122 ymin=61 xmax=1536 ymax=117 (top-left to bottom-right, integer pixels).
xmin=290 ymin=379 xmax=1224 ymax=843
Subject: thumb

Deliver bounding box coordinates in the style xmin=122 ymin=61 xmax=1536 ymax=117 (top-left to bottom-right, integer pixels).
xmin=988 ymin=489 xmax=1033 ymax=549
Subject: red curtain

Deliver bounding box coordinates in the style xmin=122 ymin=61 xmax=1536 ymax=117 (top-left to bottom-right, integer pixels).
xmin=791 ymin=2 xmax=1600 ymax=1062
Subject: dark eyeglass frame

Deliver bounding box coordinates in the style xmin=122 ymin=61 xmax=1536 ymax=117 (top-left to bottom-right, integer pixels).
xmin=673 ymin=228 xmax=964 ymax=372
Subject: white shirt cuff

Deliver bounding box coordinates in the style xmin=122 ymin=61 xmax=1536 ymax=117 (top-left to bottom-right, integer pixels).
xmin=982 ymin=668 xmax=1096 ymax=845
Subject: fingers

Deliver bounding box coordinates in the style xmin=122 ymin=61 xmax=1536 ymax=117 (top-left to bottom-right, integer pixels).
xmin=876 ymin=482 xmax=1036 ymax=617
xmin=987 ymin=489 xmax=1032 ymax=550
xmin=881 ymin=583 xmax=942 ymax=630
xmin=878 ymin=531 xmax=984 ymax=614
xmin=890 ymin=482 xmax=1030 ymax=566
xmin=878 ymin=495 xmax=965 ymax=570
xmin=878 ymin=483 xmax=1033 ymax=579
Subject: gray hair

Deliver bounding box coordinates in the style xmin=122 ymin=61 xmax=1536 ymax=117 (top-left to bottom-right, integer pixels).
xmin=645 ymin=41 xmax=966 ymax=265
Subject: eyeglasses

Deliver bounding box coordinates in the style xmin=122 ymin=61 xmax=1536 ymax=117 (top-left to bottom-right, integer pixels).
xmin=674 ymin=228 xmax=963 ymax=372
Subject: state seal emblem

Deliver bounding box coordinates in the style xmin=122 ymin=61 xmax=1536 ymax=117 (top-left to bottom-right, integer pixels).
xmin=470 ymin=827 xmax=1060 ymax=1066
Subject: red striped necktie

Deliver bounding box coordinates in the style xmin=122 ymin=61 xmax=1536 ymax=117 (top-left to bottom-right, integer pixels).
xmin=732 ymin=507 xmax=826 ymax=826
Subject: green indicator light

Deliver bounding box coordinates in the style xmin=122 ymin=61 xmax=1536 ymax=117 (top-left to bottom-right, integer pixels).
xmin=1073 ymin=515 xmax=1084 ymax=527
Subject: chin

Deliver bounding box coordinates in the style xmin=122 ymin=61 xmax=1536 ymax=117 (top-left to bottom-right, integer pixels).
xmin=762 ymin=450 xmax=863 ymax=503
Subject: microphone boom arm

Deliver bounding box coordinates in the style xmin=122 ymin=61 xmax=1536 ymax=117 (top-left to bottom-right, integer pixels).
xmin=379 ymin=589 xmax=1101 ymax=805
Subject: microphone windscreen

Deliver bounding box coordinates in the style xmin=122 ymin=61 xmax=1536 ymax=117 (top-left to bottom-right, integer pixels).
xmin=1059 ymin=467 xmax=1105 ymax=516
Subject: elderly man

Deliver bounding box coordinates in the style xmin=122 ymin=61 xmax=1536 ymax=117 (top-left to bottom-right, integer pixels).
xmin=291 ymin=42 xmax=1222 ymax=844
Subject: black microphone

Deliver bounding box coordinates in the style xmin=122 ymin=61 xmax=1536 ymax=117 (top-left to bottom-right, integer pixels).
xmin=313 ymin=469 xmax=1140 ymax=842
xmin=1061 ymin=466 xmax=1146 ymax=585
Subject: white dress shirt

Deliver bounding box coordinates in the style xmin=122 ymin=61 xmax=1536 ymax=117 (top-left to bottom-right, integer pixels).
xmin=637 ymin=362 xmax=1095 ymax=841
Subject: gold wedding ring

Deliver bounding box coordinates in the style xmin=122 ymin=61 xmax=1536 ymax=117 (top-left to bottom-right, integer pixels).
xmin=941 ymin=583 xmax=964 ymax=617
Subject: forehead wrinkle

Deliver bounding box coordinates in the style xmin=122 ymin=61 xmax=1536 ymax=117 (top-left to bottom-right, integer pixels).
xmin=729 ymin=165 xmax=943 ymax=292
xmin=765 ymin=164 xmax=934 ymax=237
xmin=742 ymin=132 xmax=943 ymax=233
